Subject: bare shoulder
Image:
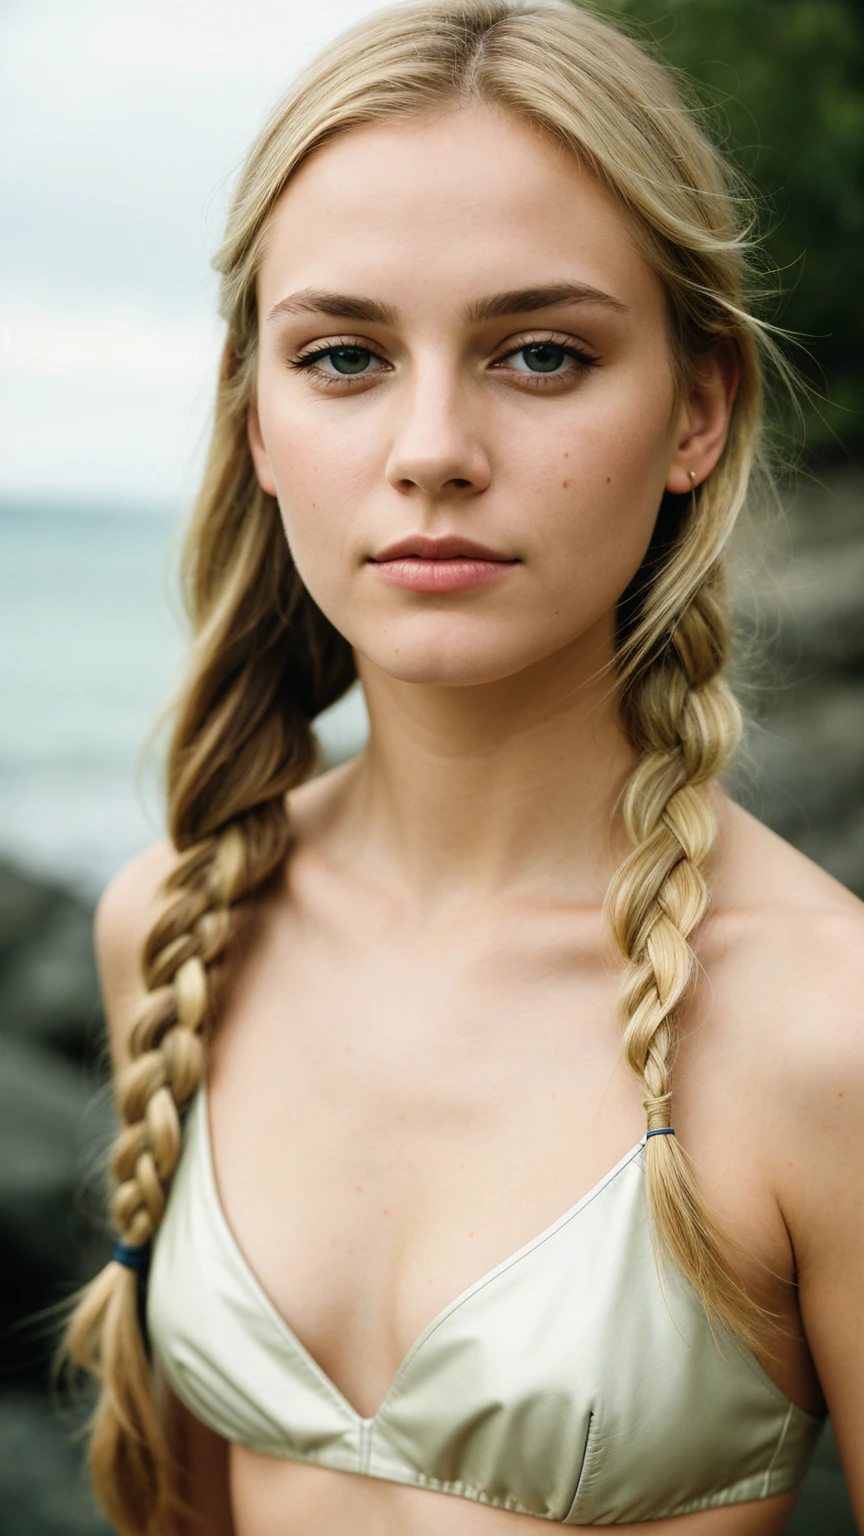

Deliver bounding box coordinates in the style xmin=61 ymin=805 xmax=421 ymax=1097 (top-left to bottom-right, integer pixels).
xmin=95 ymin=839 xmax=180 ymax=1076
xmin=709 ymin=793 xmax=864 ymax=1008
xmin=95 ymin=760 xmax=361 ymax=1075
xmin=706 ymin=794 xmax=864 ymax=1219
xmin=712 ymin=804 xmax=864 ymax=1482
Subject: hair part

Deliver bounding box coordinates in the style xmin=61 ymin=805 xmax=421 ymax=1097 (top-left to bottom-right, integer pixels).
xmin=65 ymin=3 xmax=790 ymax=1529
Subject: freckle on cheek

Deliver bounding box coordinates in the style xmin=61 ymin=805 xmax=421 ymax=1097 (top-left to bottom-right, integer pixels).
xmin=562 ymin=480 xmax=569 ymax=489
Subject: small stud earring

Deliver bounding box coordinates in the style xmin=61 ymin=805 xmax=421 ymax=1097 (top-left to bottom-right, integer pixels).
xmin=688 ymin=469 xmax=697 ymax=487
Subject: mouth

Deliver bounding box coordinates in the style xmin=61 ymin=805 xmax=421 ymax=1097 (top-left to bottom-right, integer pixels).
xmin=367 ymin=535 xmax=519 ymax=594
xmin=369 ymin=534 xmax=517 ymax=563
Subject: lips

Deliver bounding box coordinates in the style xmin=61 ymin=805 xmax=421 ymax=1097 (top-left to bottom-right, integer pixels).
xmin=370 ymin=534 xmax=515 ymax=563
xmin=367 ymin=535 xmax=519 ymax=594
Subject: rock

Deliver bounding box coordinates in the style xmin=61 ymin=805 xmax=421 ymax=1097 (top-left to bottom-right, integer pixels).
xmin=0 ymin=898 xmax=102 ymax=1063
xmin=0 ymin=862 xmax=102 ymax=1062
xmin=726 ymin=679 xmax=864 ymax=856
xmin=738 ymin=540 xmax=864 ymax=676
xmin=724 ymin=468 xmax=864 ymax=898
xmin=0 ymin=1392 xmax=111 ymax=1536
xmin=0 ymin=864 xmax=63 ymax=960
xmin=0 ymin=1034 xmax=113 ymax=1368
xmin=782 ymin=466 xmax=864 ymax=550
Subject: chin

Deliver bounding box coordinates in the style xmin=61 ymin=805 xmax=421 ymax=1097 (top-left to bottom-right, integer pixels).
xmin=355 ymin=628 xmax=561 ymax=690
xmin=375 ymin=659 xmax=520 ymax=688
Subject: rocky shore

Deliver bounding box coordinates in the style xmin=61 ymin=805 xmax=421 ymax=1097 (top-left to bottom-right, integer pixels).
xmin=2 ymin=471 xmax=861 ymax=1533
xmin=724 ymin=467 xmax=864 ymax=905
xmin=0 ymin=859 xmax=113 ymax=1533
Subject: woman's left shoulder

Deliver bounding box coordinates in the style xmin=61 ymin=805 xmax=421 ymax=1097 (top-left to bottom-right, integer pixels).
xmin=710 ymin=795 xmax=864 ymax=1046
xmin=713 ymin=801 xmax=864 ymax=1491
xmin=709 ymin=796 xmax=864 ymax=1231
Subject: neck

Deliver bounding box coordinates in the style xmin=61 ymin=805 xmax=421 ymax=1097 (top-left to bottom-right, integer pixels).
xmin=336 ymin=622 xmax=638 ymax=919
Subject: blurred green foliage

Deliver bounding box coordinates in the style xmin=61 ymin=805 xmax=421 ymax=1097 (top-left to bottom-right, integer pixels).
xmin=596 ymin=0 xmax=864 ymax=461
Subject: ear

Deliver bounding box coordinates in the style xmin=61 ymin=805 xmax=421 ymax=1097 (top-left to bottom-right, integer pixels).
xmin=665 ymin=339 xmax=740 ymax=494
xmin=247 ymin=401 xmax=278 ymax=496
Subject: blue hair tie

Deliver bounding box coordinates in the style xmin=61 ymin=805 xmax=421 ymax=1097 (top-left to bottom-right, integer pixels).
xmin=646 ymin=1128 xmax=676 ymax=1139
xmin=112 ymin=1239 xmax=151 ymax=1273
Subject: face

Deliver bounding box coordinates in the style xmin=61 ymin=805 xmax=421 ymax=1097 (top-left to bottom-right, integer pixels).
xmin=249 ymin=106 xmax=734 ymax=690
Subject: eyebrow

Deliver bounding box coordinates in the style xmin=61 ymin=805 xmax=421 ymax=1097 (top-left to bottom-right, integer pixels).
xmin=267 ymin=281 xmax=627 ymax=327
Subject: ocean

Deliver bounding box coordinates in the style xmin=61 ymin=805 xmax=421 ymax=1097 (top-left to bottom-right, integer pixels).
xmin=0 ymin=501 xmax=368 ymax=899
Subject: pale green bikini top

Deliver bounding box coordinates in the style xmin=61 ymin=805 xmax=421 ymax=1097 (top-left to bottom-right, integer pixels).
xmin=147 ymin=1084 xmax=824 ymax=1525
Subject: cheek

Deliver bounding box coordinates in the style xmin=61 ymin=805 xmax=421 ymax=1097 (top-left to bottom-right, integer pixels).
xmin=257 ymin=391 xmax=376 ymax=590
xmin=512 ymin=377 xmax=675 ymax=616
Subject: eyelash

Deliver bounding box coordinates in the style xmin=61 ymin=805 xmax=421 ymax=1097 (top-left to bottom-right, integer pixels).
xmin=286 ymin=332 xmax=601 ymax=390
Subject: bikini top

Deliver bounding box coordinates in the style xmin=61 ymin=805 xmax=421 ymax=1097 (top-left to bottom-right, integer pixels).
xmin=146 ymin=1084 xmax=824 ymax=1525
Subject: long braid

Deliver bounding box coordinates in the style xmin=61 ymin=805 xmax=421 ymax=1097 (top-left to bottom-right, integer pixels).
xmin=67 ymin=739 xmax=350 ymax=1533
xmin=605 ymin=560 xmax=777 ymax=1352
xmin=65 ymin=334 xmax=355 ymax=1532
xmin=111 ymin=826 xmax=265 ymax=1254
xmin=72 ymin=820 xmax=286 ymax=1534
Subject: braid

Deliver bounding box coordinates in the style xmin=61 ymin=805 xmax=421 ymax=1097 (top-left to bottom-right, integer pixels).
xmin=111 ymin=826 xmax=257 ymax=1251
xmin=64 ymin=343 xmax=354 ymax=1532
xmin=605 ymin=563 xmax=778 ymax=1353
xmin=68 ymin=817 xmax=289 ymax=1534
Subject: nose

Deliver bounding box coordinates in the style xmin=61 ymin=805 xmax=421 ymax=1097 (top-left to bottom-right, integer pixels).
xmin=384 ymin=363 xmax=491 ymax=499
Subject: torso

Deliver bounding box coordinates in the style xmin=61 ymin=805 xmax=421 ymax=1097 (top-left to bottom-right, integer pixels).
xmin=197 ymin=766 xmax=848 ymax=1534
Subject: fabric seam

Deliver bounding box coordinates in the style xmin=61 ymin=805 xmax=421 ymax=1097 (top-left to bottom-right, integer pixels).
xmin=760 ymin=1401 xmax=794 ymax=1497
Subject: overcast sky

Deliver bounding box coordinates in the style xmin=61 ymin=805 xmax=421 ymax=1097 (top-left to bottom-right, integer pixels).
xmin=0 ymin=0 xmax=389 ymax=509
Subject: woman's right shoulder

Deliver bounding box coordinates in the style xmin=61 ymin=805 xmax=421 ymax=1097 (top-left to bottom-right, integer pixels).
xmin=95 ymin=839 xmax=181 ymax=1076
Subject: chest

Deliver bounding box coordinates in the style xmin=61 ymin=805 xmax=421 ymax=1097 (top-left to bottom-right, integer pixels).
xmin=205 ymin=890 xmax=820 ymax=1421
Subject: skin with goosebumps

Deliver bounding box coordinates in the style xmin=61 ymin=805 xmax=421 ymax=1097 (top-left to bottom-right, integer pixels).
xmin=101 ymin=106 xmax=864 ymax=1536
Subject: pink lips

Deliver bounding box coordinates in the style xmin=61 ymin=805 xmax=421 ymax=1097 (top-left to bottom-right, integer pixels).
xmin=368 ymin=534 xmax=519 ymax=594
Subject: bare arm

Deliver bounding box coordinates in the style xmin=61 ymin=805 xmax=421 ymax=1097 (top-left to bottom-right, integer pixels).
xmin=774 ymin=910 xmax=864 ymax=1526
xmin=95 ymin=843 xmax=237 ymax=1536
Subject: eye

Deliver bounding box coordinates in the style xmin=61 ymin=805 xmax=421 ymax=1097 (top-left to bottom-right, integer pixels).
xmin=513 ymin=342 xmax=569 ymax=373
xmin=498 ymin=339 xmax=599 ymax=377
xmin=321 ymin=345 xmax=378 ymax=376
xmin=288 ymin=342 xmax=389 ymax=382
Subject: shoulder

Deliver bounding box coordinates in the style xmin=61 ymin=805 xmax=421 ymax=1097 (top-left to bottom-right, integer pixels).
xmin=95 ymin=839 xmax=180 ymax=1075
xmin=713 ymin=806 xmax=864 ymax=1497
xmin=707 ymin=794 xmax=864 ymax=1034
xmin=706 ymin=796 xmax=864 ymax=1248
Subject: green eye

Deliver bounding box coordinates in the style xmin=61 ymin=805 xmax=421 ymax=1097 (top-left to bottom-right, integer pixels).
xmin=329 ymin=347 xmax=373 ymax=375
xmin=520 ymin=343 xmax=566 ymax=373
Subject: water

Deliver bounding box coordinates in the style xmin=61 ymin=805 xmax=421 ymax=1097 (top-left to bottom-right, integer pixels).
xmin=0 ymin=501 xmax=368 ymax=898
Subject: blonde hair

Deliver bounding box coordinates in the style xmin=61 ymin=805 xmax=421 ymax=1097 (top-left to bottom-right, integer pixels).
xmin=66 ymin=2 xmax=786 ymax=1529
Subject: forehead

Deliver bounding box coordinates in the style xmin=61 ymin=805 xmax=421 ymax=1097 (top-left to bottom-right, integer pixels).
xmin=256 ymin=105 xmax=665 ymax=323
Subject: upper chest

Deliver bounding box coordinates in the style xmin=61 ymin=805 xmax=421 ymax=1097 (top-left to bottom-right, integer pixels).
xmin=205 ymin=869 xmax=821 ymax=1419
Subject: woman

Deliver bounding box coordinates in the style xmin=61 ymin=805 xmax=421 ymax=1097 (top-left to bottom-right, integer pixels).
xmin=67 ymin=2 xmax=864 ymax=1533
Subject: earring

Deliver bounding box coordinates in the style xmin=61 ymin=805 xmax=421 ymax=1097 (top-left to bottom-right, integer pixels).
xmin=688 ymin=469 xmax=696 ymax=487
